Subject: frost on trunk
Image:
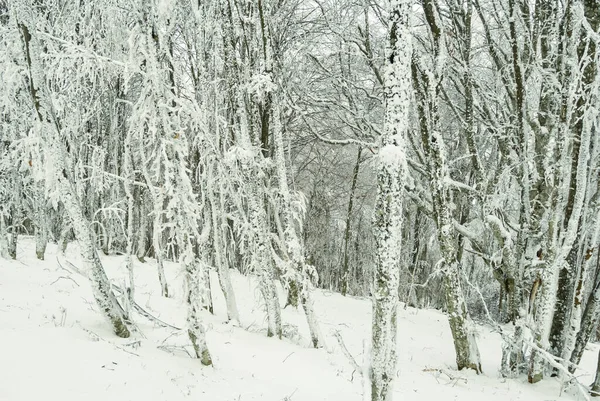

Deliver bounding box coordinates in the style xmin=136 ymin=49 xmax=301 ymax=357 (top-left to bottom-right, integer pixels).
xmin=0 ymin=213 xmax=8 ymax=259
xmin=486 ymin=215 xmax=525 ymax=376
xmin=55 ymin=154 xmax=131 ymax=338
xmin=218 ymin=0 xmax=282 ymax=340
xmin=414 ymin=0 xmax=482 ymax=373
xmin=236 ymin=156 xmax=282 ymax=337
xmin=253 ymin=0 xmax=323 ymax=346
xmin=123 ymin=135 xmax=136 ymax=306
xmin=439 ymin=232 xmax=482 ymax=373
xmin=248 ymin=192 xmax=282 ymax=338
xmin=136 ymin=188 xmax=148 ymax=262
xmin=32 ymin=192 xmax=49 ymax=260
xmin=528 ymin=0 xmax=598 ymax=381
xmin=17 ymin=21 xmax=130 ymax=339
xmin=7 ymin=203 xmax=20 ymax=260
xmin=370 ymin=0 xmax=411 ymax=399
xmin=570 ymin=257 xmax=600 ymax=371
xmin=592 ymin=349 xmax=600 ymax=397
xmin=208 ymin=179 xmax=240 ymax=323
xmin=341 ymin=147 xmax=362 ymax=297
xmin=149 ymin=191 xmax=169 ymax=298
xmin=271 ymin=97 xmax=323 ymax=347
xmin=560 ymin=0 xmax=600 ymax=371
xmin=186 ymin=259 xmax=212 ymax=366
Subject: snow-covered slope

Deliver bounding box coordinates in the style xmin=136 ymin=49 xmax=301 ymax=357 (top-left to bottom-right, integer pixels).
xmin=1 ymin=238 xmax=597 ymax=401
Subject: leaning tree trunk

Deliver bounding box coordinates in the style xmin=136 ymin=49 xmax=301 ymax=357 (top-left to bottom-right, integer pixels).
xmin=272 ymin=95 xmax=323 ymax=348
xmin=18 ymin=21 xmax=129 ymax=338
xmin=570 ymin=256 xmax=600 ymax=371
xmin=592 ymin=349 xmax=600 ymax=397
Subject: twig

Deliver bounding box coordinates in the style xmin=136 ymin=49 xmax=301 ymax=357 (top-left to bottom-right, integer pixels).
xmin=57 ymin=256 xmax=85 ymax=276
xmin=526 ymin=341 xmax=591 ymax=401
xmin=112 ymin=284 xmax=182 ymax=330
xmin=333 ymin=330 xmax=362 ymax=375
xmin=283 ymin=388 xmax=298 ymax=401
xmin=50 ymin=276 xmax=80 ymax=287
xmin=79 ymin=324 xmax=140 ymax=357
xmin=422 ymin=367 xmax=468 ymax=385
xmin=157 ymin=344 xmax=193 ymax=358
xmin=282 ymin=352 xmax=295 ymax=363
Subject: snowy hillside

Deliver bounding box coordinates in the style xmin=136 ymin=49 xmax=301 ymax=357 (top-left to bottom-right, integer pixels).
xmin=1 ymin=238 xmax=597 ymax=401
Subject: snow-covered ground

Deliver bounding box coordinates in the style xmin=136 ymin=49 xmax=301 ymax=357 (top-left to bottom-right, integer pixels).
xmin=1 ymin=237 xmax=597 ymax=401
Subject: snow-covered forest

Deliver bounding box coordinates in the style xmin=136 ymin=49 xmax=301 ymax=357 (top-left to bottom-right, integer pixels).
xmin=1 ymin=0 xmax=599 ymax=400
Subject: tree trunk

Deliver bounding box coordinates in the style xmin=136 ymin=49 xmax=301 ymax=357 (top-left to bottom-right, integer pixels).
xmin=570 ymin=257 xmax=600 ymax=371
xmin=0 ymin=215 xmax=9 ymax=259
xmin=341 ymin=147 xmax=362 ymax=297
xmin=33 ymin=196 xmax=48 ymax=261
xmin=136 ymin=188 xmax=148 ymax=262
xmin=186 ymin=259 xmax=212 ymax=366
xmin=592 ymin=349 xmax=600 ymax=397
xmin=18 ymin=21 xmax=129 ymax=338
xmin=209 ymin=184 xmax=240 ymax=323
xmin=371 ymin=0 xmax=412 ymax=399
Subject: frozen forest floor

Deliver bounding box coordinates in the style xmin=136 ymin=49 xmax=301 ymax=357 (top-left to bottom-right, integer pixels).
xmin=1 ymin=237 xmax=598 ymax=401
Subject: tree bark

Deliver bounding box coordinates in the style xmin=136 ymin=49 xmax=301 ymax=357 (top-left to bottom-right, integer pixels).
xmin=371 ymin=0 xmax=412 ymax=399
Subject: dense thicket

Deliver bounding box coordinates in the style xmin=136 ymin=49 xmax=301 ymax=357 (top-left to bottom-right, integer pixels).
xmin=1 ymin=0 xmax=599 ymax=399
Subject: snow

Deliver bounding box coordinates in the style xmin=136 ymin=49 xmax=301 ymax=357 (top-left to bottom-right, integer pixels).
xmin=1 ymin=237 xmax=598 ymax=401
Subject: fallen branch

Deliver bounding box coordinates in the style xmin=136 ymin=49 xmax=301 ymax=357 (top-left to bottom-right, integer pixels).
xmin=282 ymin=352 xmax=295 ymax=363
xmin=157 ymin=344 xmax=193 ymax=358
xmin=50 ymin=276 xmax=80 ymax=287
xmin=333 ymin=330 xmax=362 ymax=375
xmin=79 ymin=324 xmax=140 ymax=357
xmin=461 ymin=268 xmax=591 ymax=399
xmin=112 ymin=284 xmax=182 ymax=330
xmin=526 ymin=341 xmax=591 ymax=401
xmin=423 ymin=367 xmax=467 ymax=386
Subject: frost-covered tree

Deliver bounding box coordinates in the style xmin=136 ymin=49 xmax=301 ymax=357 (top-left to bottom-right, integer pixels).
xmin=370 ymin=0 xmax=411 ymax=399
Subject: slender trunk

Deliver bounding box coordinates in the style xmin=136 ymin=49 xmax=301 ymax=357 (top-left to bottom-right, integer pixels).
xmin=592 ymin=349 xmax=600 ymax=396
xmin=341 ymin=147 xmax=362 ymax=296
xmin=18 ymin=21 xmax=129 ymax=338
xmin=136 ymin=188 xmax=148 ymax=262
xmin=570 ymin=255 xmax=600 ymax=371
xmin=8 ymin=207 xmax=19 ymax=260
xmin=250 ymin=194 xmax=282 ymax=338
xmin=153 ymin=205 xmax=169 ymax=297
xmin=34 ymin=224 xmax=47 ymax=261
xmin=33 ymin=198 xmax=48 ymax=260
xmin=0 ymin=214 xmax=8 ymax=259
xmin=124 ymin=139 xmax=136 ymax=307
xmin=186 ymin=259 xmax=212 ymax=366
xmin=209 ymin=179 xmax=240 ymax=323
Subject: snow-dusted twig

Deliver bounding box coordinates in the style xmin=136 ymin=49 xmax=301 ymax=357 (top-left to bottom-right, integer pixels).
xmin=79 ymin=324 xmax=140 ymax=357
xmin=112 ymin=285 xmax=182 ymax=330
xmin=282 ymin=352 xmax=295 ymax=363
xmin=333 ymin=330 xmax=362 ymax=375
xmin=50 ymin=275 xmax=80 ymax=287
xmin=422 ymin=367 xmax=468 ymax=386
xmin=56 ymin=256 xmax=84 ymax=276
xmin=157 ymin=344 xmax=193 ymax=358
xmin=524 ymin=341 xmax=591 ymax=401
